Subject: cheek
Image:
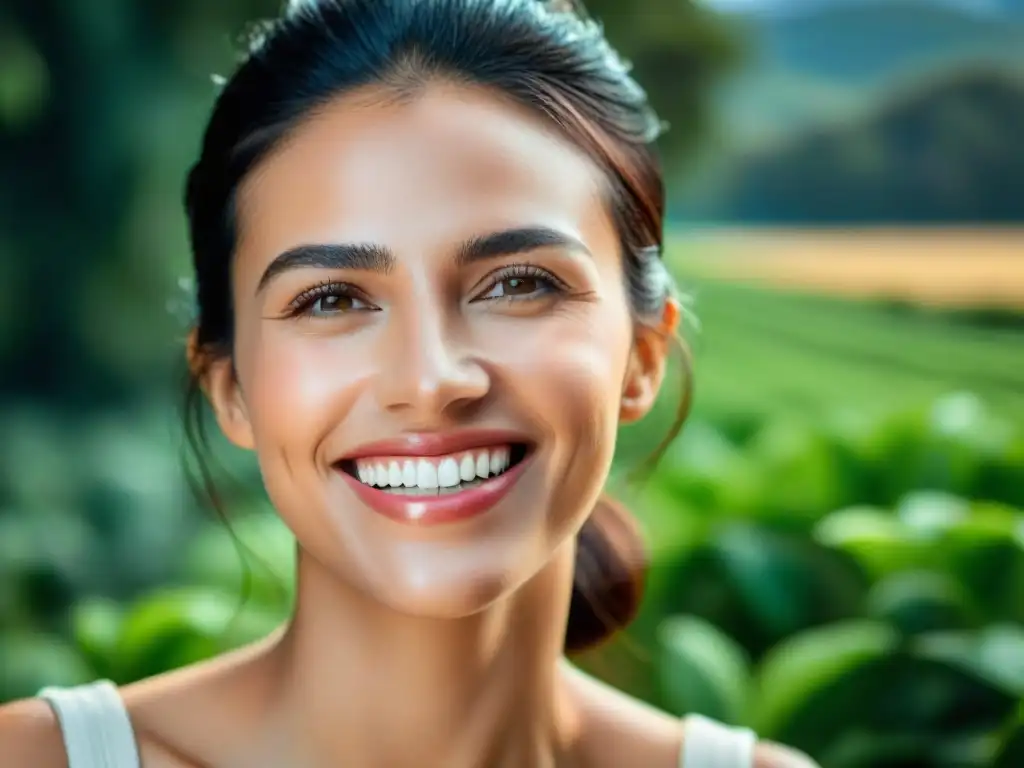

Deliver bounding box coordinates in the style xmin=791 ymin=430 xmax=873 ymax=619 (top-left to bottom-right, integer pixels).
xmin=237 ymin=327 xmax=368 ymax=456
xmin=497 ymin=298 xmax=634 ymax=500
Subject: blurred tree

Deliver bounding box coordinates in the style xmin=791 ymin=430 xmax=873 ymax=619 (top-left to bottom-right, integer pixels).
xmin=582 ymin=0 xmax=742 ymax=159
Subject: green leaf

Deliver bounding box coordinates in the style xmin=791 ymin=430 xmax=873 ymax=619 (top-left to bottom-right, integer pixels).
xmin=896 ymin=491 xmax=970 ymax=541
xmin=658 ymin=420 xmax=761 ymax=518
xmin=866 ymin=570 xmax=978 ymax=636
xmin=814 ymin=505 xmax=925 ymax=579
xmin=753 ymin=620 xmax=898 ymax=739
xmin=658 ymin=615 xmax=751 ymax=725
xmin=71 ymin=597 xmax=125 ymax=681
xmin=710 ymin=524 xmax=869 ymax=649
xmin=993 ymin=716 xmax=1024 ymax=768
xmin=913 ymin=625 xmax=1024 ymax=699
xmin=820 ymin=729 xmax=997 ymax=768
xmin=745 ymin=420 xmax=850 ymax=523
xmin=859 ymin=394 xmax=1014 ymax=504
xmin=112 ymin=587 xmax=281 ymax=683
xmin=939 ymin=504 xmax=1024 ymax=624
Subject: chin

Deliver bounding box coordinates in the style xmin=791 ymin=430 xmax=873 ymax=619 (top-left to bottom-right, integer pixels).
xmin=352 ymin=540 xmax=557 ymax=623
xmin=374 ymin=566 xmax=522 ymax=621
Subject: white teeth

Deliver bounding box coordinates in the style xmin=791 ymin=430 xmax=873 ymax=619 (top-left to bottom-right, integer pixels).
xmin=438 ymin=457 xmax=460 ymax=488
xmin=352 ymin=444 xmax=522 ymax=492
xmin=402 ymin=460 xmax=417 ymax=487
xmin=388 ymin=461 xmax=402 ymax=488
xmin=416 ymin=460 xmax=439 ymax=489
xmin=475 ymin=452 xmax=490 ymax=478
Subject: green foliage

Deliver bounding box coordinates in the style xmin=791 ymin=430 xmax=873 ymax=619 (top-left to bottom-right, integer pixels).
xmin=603 ymin=388 xmax=1024 ymax=767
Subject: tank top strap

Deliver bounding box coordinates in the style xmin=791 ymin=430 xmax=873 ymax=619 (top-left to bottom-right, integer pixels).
xmin=680 ymin=713 xmax=757 ymax=768
xmin=37 ymin=679 xmax=141 ymax=768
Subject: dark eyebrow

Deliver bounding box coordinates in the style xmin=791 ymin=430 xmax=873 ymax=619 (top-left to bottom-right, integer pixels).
xmin=456 ymin=227 xmax=591 ymax=267
xmin=256 ymin=226 xmax=588 ymax=295
xmin=257 ymin=243 xmax=394 ymax=294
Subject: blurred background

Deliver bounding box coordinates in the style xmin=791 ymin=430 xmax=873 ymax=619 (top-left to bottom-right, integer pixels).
xmin=1 ymin=1 xmax=1022 ymax=766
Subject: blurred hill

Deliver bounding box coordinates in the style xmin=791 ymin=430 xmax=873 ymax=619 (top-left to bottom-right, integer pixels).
xmin=679 ymin=67 xmax=1024 ymax=223
xmin=709 ymin=0 xmax=1024 ymax=148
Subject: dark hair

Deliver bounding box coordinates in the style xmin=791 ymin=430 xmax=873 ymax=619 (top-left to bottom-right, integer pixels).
xmin=183 ymin=0 xmax=690 ymax=654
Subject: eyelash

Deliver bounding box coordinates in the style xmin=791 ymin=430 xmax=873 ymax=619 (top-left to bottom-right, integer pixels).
xmin=286 ymin=280 xmax=371 ymax=318
xmin=476 ymin=263 xmax=567 ymax=303
xmin=284 ymin=263 xmax=567 ymax=318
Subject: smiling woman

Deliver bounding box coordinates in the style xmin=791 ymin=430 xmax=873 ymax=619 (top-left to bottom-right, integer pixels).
xmin=0 ymin=1 xmax=819 ymax=766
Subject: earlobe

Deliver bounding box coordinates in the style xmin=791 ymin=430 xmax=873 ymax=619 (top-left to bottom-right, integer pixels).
xmin=620 ymin=301 xmax=677 ymax=424
xmin=186 ymin=330 xmax=255 ymax=451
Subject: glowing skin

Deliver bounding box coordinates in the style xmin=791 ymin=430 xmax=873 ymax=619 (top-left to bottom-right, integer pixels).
xmin=216 ymin=83 xmax=649 ymax=622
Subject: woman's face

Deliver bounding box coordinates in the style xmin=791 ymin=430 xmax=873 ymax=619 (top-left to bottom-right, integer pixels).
xmin=204 ymin=82 xmax=669 ymax=619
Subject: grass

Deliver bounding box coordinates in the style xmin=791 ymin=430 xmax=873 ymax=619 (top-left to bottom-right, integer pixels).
xmin=637 ymin=235 xmax=1024 ymax=429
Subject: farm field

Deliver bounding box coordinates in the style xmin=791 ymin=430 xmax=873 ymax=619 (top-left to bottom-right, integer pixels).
xmin=671 ymin=228 xmax=1024 ymax=310
xmin=651 ymin=229 xmax=1024 ymax=428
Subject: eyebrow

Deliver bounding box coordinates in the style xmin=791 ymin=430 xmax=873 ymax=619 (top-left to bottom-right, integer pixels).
xmin=255 ymin=226 xmax=591 ymax=294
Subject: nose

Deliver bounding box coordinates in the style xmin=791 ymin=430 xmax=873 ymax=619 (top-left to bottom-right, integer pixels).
xmin=375 ymin=303 xmax=490 ymax=420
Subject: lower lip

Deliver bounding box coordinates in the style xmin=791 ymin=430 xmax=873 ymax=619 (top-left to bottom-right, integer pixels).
xmin=338 ymin=455 xmax=531 ymax=526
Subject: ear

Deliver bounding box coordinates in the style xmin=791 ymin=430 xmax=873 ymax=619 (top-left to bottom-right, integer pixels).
xmin=186 ymin=329 xmax=255 ymax=451
xmin=620 ymin=298 xmax=680 ymax=425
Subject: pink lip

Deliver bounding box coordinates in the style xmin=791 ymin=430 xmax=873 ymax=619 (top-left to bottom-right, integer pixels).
xmin=337 ymin=452 xmax=533 ymax=526
xmin=341 ymin=429 xmax=534 ymax=460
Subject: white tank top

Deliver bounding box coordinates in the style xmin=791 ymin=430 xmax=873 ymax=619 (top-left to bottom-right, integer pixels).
xmin=38 ymin=680 xmax=757 ymax=767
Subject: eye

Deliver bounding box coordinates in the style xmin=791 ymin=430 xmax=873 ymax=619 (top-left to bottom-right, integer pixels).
xmin=288 ymin=281 xmax=376 ymax=318
xmin=476 ymin=265 xmax=564 ymax=302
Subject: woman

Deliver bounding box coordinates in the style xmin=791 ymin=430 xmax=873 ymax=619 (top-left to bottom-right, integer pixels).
xmin=0 ymin=1 xmax=818 ymax=765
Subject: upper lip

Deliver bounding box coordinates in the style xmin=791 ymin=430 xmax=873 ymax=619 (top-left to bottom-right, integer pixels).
xmin=339 ymin=429 xmax=534 ymax=460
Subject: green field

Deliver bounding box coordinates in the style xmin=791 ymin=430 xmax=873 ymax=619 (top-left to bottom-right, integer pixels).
xmin=673 ymin=275 xmax=1023 ymax=424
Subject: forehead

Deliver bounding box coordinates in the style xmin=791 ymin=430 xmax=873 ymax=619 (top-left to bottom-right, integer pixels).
xmin=234 ymin=81 xmax=613 ymax=268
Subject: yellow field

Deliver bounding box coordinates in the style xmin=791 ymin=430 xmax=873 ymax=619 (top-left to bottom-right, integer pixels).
xmin=674 ymin=228 xmax=1024 ymax=310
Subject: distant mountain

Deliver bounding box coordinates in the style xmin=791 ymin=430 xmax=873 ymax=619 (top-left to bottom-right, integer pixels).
xmin=745 ymin=0 xmax=1024 ymax=84
xmin=687 ymin=68 xmax=1024 ymax=224
xmin=707 ymin=0 xmax=1024 ymax=149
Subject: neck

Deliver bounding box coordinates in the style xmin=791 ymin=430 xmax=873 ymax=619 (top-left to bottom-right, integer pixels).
xmin=260 ymin=542 xmax=582 ymax=768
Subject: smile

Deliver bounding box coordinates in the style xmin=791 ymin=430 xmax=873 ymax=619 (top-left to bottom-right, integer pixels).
xmin=342 ymin=444 xmax=527 ymax=496
xmin=334 ymin=431 xmax=534 ymax=525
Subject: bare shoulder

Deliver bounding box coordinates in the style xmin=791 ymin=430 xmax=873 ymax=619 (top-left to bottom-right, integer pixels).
xmin=0 ymin=691 xmax=199 ymax=768
xmin=564 ymin=664 xmax=683 ymax=768
xmin=0 ymin=697 xmax=68 ymax=768
xmin=563 ymin=664 xmax=820 ymax=768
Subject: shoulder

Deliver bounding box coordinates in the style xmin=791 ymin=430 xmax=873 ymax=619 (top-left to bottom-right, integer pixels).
xmin=0 ymin=690 xmax=201 ymax=768
xmin=0 ymin=697 xmax=69 ymax=768
xmin=563 ymin=664 xmax=820 ymax=768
